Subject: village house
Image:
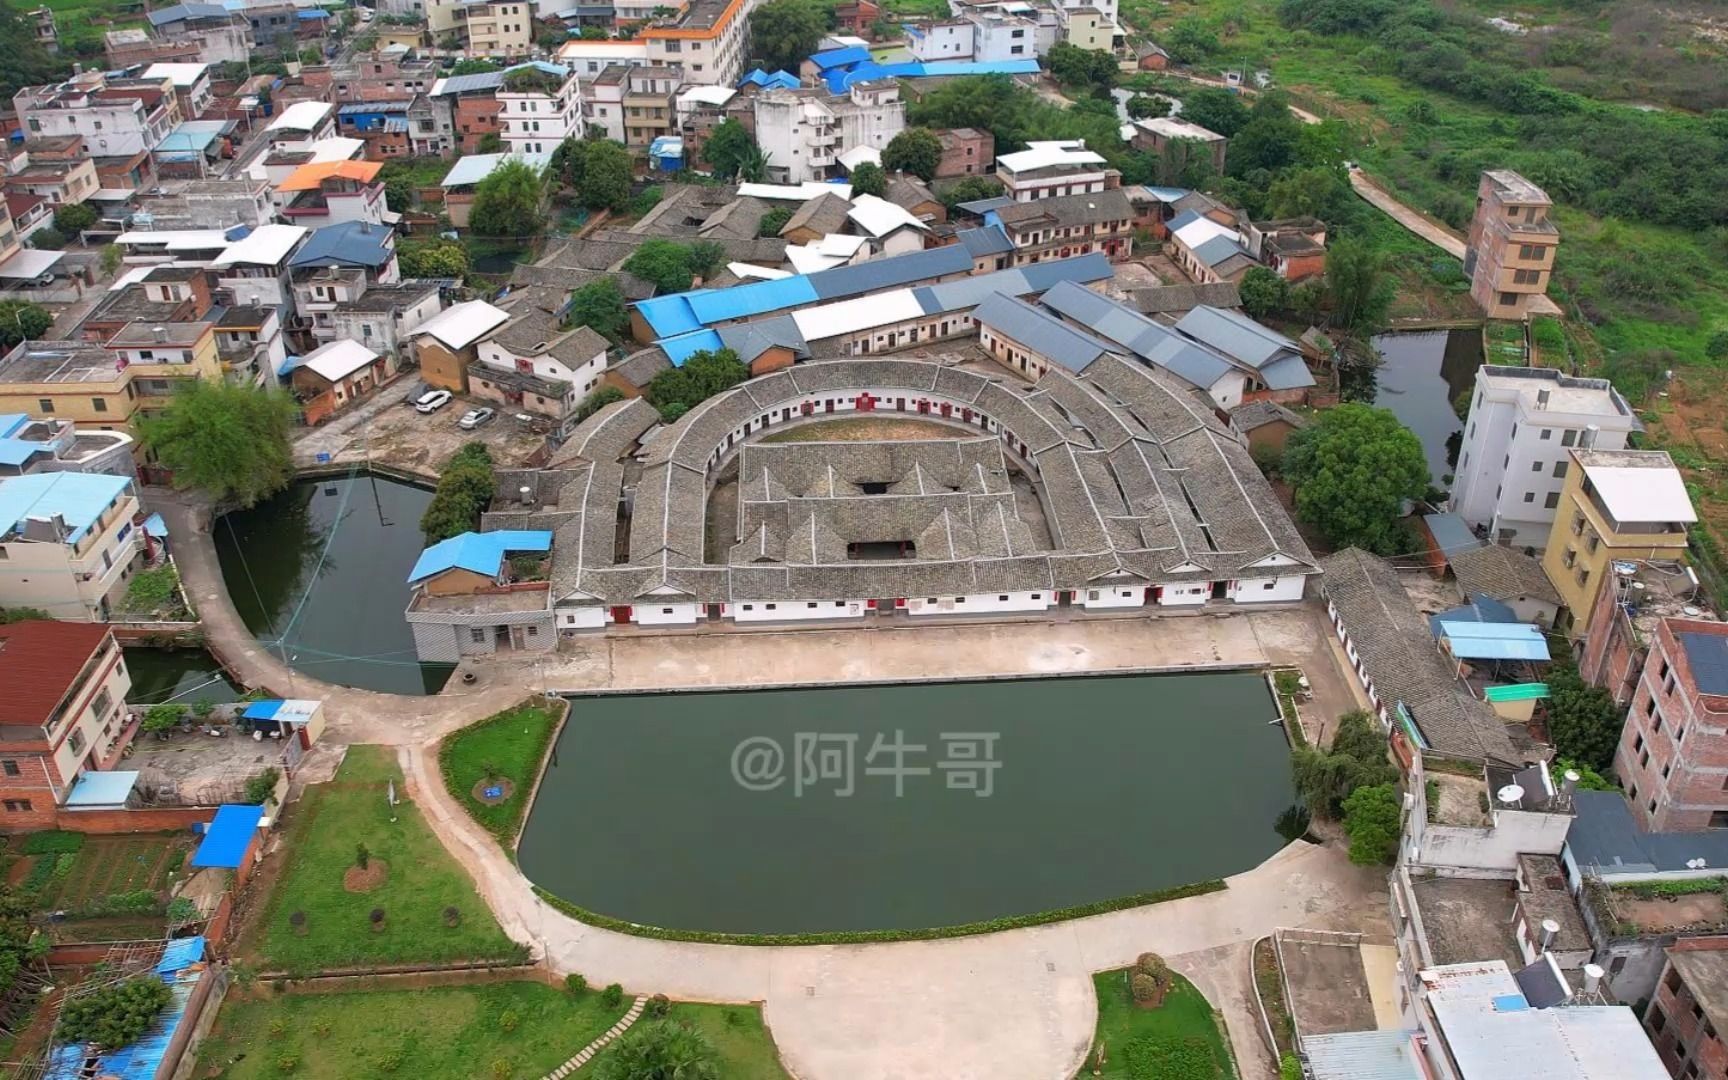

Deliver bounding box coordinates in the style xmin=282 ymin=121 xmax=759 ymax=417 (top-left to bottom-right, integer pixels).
xmin=995 ymin=140 xmax=1113 ymax=203
xmin=411 ymin=299 xmax=512 ymax=394
xmin=404 ymin=530 xmax=557 ymax=660
xmin=0 ymin=414 xmax=135 ymax=479
xmin=1578 ymin=557 xmax=1709 ymax=707
xmin=497 ymin=63 xmax=584 ymax=156
xmin=752 ymin=82 xmax=905 ymax=184
xmin=1465 ymin=169 xmax=1560 ymax=321
xmin=992 ymin=187 xmax=1135 ymax=264
xmin=1130 ymin=116 xmax=1227 ymax=174
xmin=289 ymin=339 xmax=394 ymax=422
xmin=471 ymin=290 xmax=610 ymax=431
xmin=0 ymin=472 xmax=145 ymax=622
xmin=934 ymin=127 xmax=993 ymax=178
xmin=1614 ymin=618 xmax=1728 ymax=833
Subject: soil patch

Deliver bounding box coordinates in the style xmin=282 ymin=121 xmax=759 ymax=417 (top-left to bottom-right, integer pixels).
xmin=471 ymin=778 xmax=515 ymax=806
xmin=342 ymin=860 xmax=390 ymax=894
xmin=1616 ymin=890 xmax=1728 ymax=934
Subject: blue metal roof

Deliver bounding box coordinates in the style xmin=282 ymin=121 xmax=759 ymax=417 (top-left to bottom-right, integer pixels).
xmin=289 ymin=220 xmax=395 ymax=269
xmin=1425 ymin=511 xmax=1485 ymax=557
xmin=45 ymin=940 xmax=205 ymax=1080
xmin=686 ymin=276 xmax=817 ymax=323
xmin=191 ymin=803 xmax=265 ymax=869
xmin=1176 ymin=305 xmax=1302 ymax=369
xmin=408 ymin=529 xmax=553 ymax=583
xmin=808 ymin=45 xmax=870 ymax=70
xmin=660 ymin=329 xmax=724 ymax=364
xmin=1428 ymin=595 xmax=1518 ymax=635
xmin=1258 ymin=353 xmax=1317 ymax=391
xmin=910 ymin=253 xmax=1113 ymax=316
xmin=0 ymin=414 xmax=26 ymax=437
xmin=147 ymin=2 xmax=229 ymax=24
xmin=957 ymin=225 xmax=1013 ymax=257
xmin=242 ymin=699 xmax=284 ymax=720
xmin=808 ymin=244 xmax=972 ymax=299
xmin=0 ymin=440 xmax=40 ymax=467
xmin=633 ymin=295 xmax=704 ymax=338
xmin=1438 ymin=621 xmax=1551 ymax=662
xmin=972 ymin=292 xmax=1114 ymax=373
xmin=1191 ymin=233 xmax=1250 ymax=267
xmin=738 ymin=68 xmax=800 ymax=90
xmin=0 ymin=472 xmax=131 ymax=544
xmin=65 ymin=770 xmax=140 ymax=808
xmin=157 ymin=936 xmax=206 ymax=975
xmin=824 ymin=58 xmax=1038 ymax=92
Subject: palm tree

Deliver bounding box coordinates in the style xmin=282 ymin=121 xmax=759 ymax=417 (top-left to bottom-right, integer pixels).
xmin=592 ymin=1021 xmax=720 ymax=1080
xmin=736 ymin=144 xmax=771 ymax=185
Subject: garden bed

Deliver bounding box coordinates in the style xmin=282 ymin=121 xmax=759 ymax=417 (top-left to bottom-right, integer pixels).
xmin=1253 ymin=938 xmax=1296 ymax=1059
xmin=1086 ymin=967 xmax=1237 ymax=1079
xmin=245 ymin=746 xmax=519 ymax=973
xmin=659 ymin=1003 xmax=791 ymax=1080
xmin=437 ymin=699 xmax=564 ymax=847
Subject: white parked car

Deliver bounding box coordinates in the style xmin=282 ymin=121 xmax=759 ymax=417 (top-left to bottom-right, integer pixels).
xmin=414 ymin=390 xmax=453 ymax=414
xmin=457 ymin=407 xmax=496 ymax=430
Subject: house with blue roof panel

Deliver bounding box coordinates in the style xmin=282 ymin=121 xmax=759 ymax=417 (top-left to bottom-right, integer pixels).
xmin=405 ymin=530 xmax=558 ymax=661
xmin=0 ymin=472 xmax=145 ymax=621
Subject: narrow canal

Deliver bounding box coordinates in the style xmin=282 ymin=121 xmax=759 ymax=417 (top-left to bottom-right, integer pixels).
xmin=213 ymin=473 xmax=453 ymax=695
xmin=1372 ymin=329 xmax=1485 ymax=488
xmin=518 ymin=671 xmax=1297 ymax=935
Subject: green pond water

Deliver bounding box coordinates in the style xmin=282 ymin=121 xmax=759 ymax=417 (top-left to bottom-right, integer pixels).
xmin=213 ymin=474 xmax=453 ymax=695
xmin=518 ymin=671 xmax=1296 ymax=935
xmin=123 ymin=647 xmax=242 ymax=705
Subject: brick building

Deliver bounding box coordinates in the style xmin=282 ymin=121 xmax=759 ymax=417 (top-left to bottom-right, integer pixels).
xmin=1464 ymin=169 xmax=1560 ymax=321
xmin=0 ymin=621 xmax=134 ymax=829
xmin=934 ymin=127 xmax=993 ymax=178
xmin=1580 ymin=559 xmax=1711 ymax=707
xmin=1617 ymin=618 xmax=1728 ymax=832
xmin=1646 ymin=938 xmax=1728 ymax=1080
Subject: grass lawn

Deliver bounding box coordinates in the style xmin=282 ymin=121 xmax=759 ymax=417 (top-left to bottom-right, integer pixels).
xmin=658 ymin=1003 xmax=791 ymax=1079
xmin=250 ymin=745 xmax=518 ymax=972
xmin=1087 ymin=968 xmax=1237 ymax=1079
xmin=438 ymin=700 xmax=562 ymax=846
xmin=194 ymin=982 xmax=628 ymax=1080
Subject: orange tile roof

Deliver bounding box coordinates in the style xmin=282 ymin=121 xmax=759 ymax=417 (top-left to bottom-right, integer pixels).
xmin=276 ymin=159 xmax=383 ymax=192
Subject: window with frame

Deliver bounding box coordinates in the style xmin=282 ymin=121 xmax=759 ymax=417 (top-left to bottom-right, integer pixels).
xmin=2 ymin=799 xmax=31 ymax=812
xmin=470 ymin=628 xmax=486 ymax=643
xmin=0 ymin=761 xmax=17 ymax=777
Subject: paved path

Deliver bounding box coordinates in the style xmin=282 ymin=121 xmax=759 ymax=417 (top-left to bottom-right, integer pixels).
xmin=545 ymin=995 xmax=647 ymax=1077
xmin=1348 ymin=171 xmax=1466 ymax=260
xmin=159 ymin=484 xmax=1389 ymax=1077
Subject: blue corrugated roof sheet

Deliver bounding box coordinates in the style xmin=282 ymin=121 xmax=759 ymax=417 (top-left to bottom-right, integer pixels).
xmin=957 ymin=225 xmax=1013 ymax=257
xmin=824 ymin=58 xmax=1039 ymax=91
xmin=191 ymin=803 xmax=265 ymax=869
xmin=1425 ymin=511 xmax=1485 ymax=557
xmin=1681 ymin=631 xmax=1728 ymax=695
xmin=739 ymin=68 xmax=800 ymax=90
xmin=686 ymin=276 xmax=817 ymax=323
xmin=243 ymin=699 xmax=285 ymax=720
xmin=633 ymin=295 xmax=704 ymax=338
xmin=808 ymin=45 xmax=870 ymax=70
xmin=1438 ymin=621 xmax=1551 ymax=661
xmin=0 ymin=472 xmax=131 ymax=544
xmin=661 ymin=329 xmax=725 ymax=364
xmin=157 ymin=936 xmax=206 ymax=974
xmin=1428 ymin=595 xmax=1518 ymax=635
xmin=408 ymin=529 xmax=553 ymax=583
xmin=1304 ymin=1030 xmax=1424 ymax=1080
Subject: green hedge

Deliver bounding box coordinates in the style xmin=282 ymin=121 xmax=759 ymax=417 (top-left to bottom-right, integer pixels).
xmin=23 ymin=831 xmax=85 ymax=856
xmin=534 ymin=879 xmax=1228 ymax=946
xmin=1616 ymin=877 xmax=1728 ymax=900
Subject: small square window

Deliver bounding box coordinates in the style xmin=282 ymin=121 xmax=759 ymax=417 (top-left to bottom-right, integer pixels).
xmin=470 ymin=628 xmax=486 ymax=643
xmin=1532 ymin=460 xmax=1543 ymax=472
xmin=0 ymin=761 xmax=16 ymax=777
xmin=1540 ymin=428 xmax=1552 ymax=440
xmin=1523 ymin=491 xmax=1535 ymax=503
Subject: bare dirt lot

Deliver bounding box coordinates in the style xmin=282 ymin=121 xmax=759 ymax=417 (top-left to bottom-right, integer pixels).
xmin=1277 ymin=934 xmax=1380 ymax=1037
xmin=293 ymin=382 xmax=548 ymax=479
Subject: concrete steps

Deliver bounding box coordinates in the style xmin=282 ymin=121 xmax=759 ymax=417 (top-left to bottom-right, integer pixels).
xmin=544 ymin=995 xmax=648 ymax=1078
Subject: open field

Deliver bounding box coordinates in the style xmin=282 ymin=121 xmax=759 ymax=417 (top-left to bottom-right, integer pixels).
xmin=194 ymin=982 xmax=629 ymax=1080
xmin=1087 ymin=968 xmax=1237 ymax=1079
xmin=244 ymin=746 xmax=519 ymax=972
xmin=438 ymin=700 xmax=562 ymax=846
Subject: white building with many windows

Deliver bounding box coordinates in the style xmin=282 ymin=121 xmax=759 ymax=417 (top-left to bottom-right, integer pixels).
xmin=497 ymin=63 xmax=583 ymax=156
xmin=1452 ymin=366 xmax=1641 ymax=548
xmin=0 ymin=472 xmax=144 ymax=621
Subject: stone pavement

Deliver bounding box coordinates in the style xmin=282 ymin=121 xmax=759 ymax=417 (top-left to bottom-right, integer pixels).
xmin=544 ymin=995 xmax=647 ymax=1078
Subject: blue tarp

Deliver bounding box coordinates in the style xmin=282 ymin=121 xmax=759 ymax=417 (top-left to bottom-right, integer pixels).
xmin=1438 ymin=620 xmax=1552 ymax=662
xmin=142 ymin=512 xmax=168 ymax=538
xmin=156 ymin=936 xmax=206 ymax=974
xmin=243 ymin=699 xmax=285 ymax=720
xmin=190 ymin=803 xmax=265 ymax=869
xmin=660 ymin=329 xmax=725 ymax=365
xmin=65 ymin=770 xmax=140 ymax=808
xmin=45 ymin=939 xmax=205 ymax=1080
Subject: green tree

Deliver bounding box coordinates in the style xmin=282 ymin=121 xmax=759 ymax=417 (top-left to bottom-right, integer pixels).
xmin=939 ymin=174 xmax=1004 ymax=210
xmin=140 ymin=381 xmax=298 ymax=508
xmin=420 ymin=443 xmax=496 ymax=541
xmin=0 ymin=300 xmax=54 ymax=348
xmin=450 ymin=58 xmax=503 ymax=75
xmin=476 ymin=132 xmax=503 ymax=153
xmin=28 ymin=226 xmax=66 ymax=251
xmin=1342 ymin=783 xmax=1401 ymax=865
xmin=1125 ymin=94 xmax=1171 ymax=120
xmin=469 ymin=159 xmax=546 ymax=237
xmin=398 ymin=238 xmax=470 ymax=279
xmin=57 ymin=976 xmax=173 ymax=1050
xmin=1290 ymin=709 xmax=1394 ymax=817
xmin=624 ymin=239 xmax=698 ymax=294
xmin=1046 ymin=42 xmax=1118 ymax=97
xmin=1546 ymin=664 xmax=1623 ymax=772
xmin=0 ymin=2 xmax=70 ymax=101
xmin=1324 ymin=238 xmax=1395 ymax=334
xmin=685 ymin=240 xmax=726 ymax=282
xmin=645 ymin=348 xmax=748 ymax=421
xmin=1164 ymin=16 xmax=1220 ymax=65
xmin=748 ymin=0 xmax=827 ymax=73
xmin=51 ymin=202 xmax=96 ymax=236
xmin=849 ymin=161 xmax=887 ymax=198
xmin=574 ymin=385 xmax=627 ymax=423
xmin=1281 ymin=404 xmax=1428 ymax=554
xmin=567 ymin=278 xmax=629 ymax=341
xmin=702 ymin=118 xmax=758 ymax=180
xmin=592 ymin=1019 xmax=721 ymax=1080
xmin=735 ymin=143 xmax=771 ymax=184
xmin=1237 ymin=267 xmax=1291 ymax=320
xmin=757 ymin=206 xmax=793 ymax=237
xmin=1177 ymin=87 xmax=1251 ymax=138
xmin=578 ymin=139 xmax=633 ymax=211
xmin=882 ymin=127 xmax=944 ymax=182
xmin=1265 ymin=165 xmax=1352 ymax=221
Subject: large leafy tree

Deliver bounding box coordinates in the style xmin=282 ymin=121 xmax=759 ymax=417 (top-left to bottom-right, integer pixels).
xmin=1046 ymin=42 xmax=1118 ymax=97
xmin=593 ymin=1020 xmax=721 ymax=1080
xmin=938 ymin=174 xmax=1003 ymax=210
xmin=748 ymin=0 xmax=827 ymax=73
xmin=567 ymin=278 xmax=628 ymax=342
xmin=579 ymin=139 xmax=634 ymax=211
xmin=1324 ymin=238 xmax=1395 ymax=334
xmin=0 ymin=2 xmax=69 ymax=101
xmin=623 ymin=239 xmax=698 ymax=294
xmin=646 ymin=348 xmax=749 ymax=422
xmin=141 ymin=380 xmax=298 ymax=509
xmin=882 ymin=127 xmax=943 ymax=182
xmin=1177 ymin=87 xmax=1251 ymax=138
xmin=849 ymin=161 xmax=887 ymax=198
xmin=469 ymin=159 xmax=545 ymax=237
xmin=420 ymin=442 xmax=495 ymax=541
xmin=702 ymin=118 xmax=758 ymax=180
xmin=0 ymin=300 xmax=54 ymax=348
xmin=58 ymin=976 xmax=172 ymax=1050
xmin=1290 ymin=709 xmax=1395 ymax=818
xmin=1342 ymin=783 xmax=1401 ymax=865
xmin=1125 ymin=94 xmax=1172 ymax=120
xmin=1545 ymin=664 xmax=1624 ymax=772
xmin=397 ymin=238 xmax=469 ymax=279
xmin=1237 ymin=267 xmax=1291 ymax=321
xmin=1281 ymin=403 xmax=1428 ymax=554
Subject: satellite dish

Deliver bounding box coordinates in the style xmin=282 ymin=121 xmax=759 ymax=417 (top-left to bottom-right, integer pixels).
xmin=1685 ymin=606 xmax=1703 ymax=616
xmin=1497 ymin=784 xmax=1525 ymax=806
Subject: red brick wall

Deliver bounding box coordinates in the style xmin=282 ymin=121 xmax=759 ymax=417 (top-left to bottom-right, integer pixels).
xmin=454 ymin=97 xmax=501 ymax=154
xmin=1579 ymin=574 xmax=1643 ymax=706
xmin=1617 ymin=620 xmax=1728 ymax=831
xmin=935 ymin=130 xmax=993 ymax=179
xmin=205 ymin=892 xmax=235 ymax=950
xmin=50 ymin=805 xmax=217 ymax=834
xmin=1648 ymin=949 xmax=1728 ymax=1080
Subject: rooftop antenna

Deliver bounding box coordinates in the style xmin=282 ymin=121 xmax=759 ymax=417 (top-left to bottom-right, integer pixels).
xmin=1497 ymin=783 xmax=1525 ymax=810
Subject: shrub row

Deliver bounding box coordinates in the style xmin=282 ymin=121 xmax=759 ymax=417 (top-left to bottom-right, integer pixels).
xmin=23 ymin=830 xmax=86 ymax=856
xmin=1616 ymin=877 xmax=1728 ymax=901
xmin=534 ymin=880 xmax=1228 ymax=946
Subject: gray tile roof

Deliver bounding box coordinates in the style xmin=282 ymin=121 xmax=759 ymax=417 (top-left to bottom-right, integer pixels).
xmin=996 ymin=187 xmax=1133 ymax=230
xmin=1320 ymin=547 xmax=1521 ymax=763
xmin=1447 ymin=544 xmax=1560 ymax=606
xmin=1129 ymin=281 xmax=1241 ymax=314
xmin=1229 ymin=399 xmax=1307 ymax=433
xmin=972 ymin=292 xmax=1115 ymax=373
xmin=609 ymin=347 xmax=671 ymax=388
xmin=780 ymin=192 xmax=851 ymax=237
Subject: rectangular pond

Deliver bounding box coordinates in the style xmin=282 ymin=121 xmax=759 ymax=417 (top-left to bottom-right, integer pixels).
xmin=517 ymin=671 xmax=1296 ymax=936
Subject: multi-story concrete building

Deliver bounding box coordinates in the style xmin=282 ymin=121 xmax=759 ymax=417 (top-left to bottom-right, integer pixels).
xmin=993 ymin=187 xmax=1134 ymax=265
xmin=1542 ymin=449 xmax=1697 ymax=634
xmin=210 ymin=223 xmax=309 ymax=309
xmin=1616 ymin=618 xmax=1728 ymax=832
xmin=995 ymin=140 xmax=1111 ymax=202
xmin=13 ymin=71 xmax=179 ymax=158
xmin=935 ymin=127 xmax=993 ymax=178
xmin=553 ymin=38 xmax=650 ymax=77
xmin=1645 ymin=939 xmax=1728 ymax=1080
xmin=274 ymin=160 xmax=388 ymax=228
xmin=1453 ymin=366 xmax=1641 ymax=547
xmin=1578 ymin=556 xmax=1709 ymax=708
xmin=0 ymin=414 xmax=134 ymax=478
xmin=639 ymin=0 xmax=760 ymax=86
xmin=458 ymin=0 xmax=535 ymax=58
xmin=0 ymin=472 xmax=145 ymax=621
xmin=584 ymin=65 xmax=629 ymax=145
xmin=753 ymin=82 xmax=904 ymax=184
xmin=497 ymin=63 xmax=584 ymax=156
xmin=0 ymin=325 xmax=222 ymax=437
xmin=0 ymin=621 xmax=135 ymax=828
xmin=0 ymin=156 xmax=99 ymax=208
xmin=1465 ymin=169 xmax=1559 ymax=321
xmin=141 ymin=62 xmax=214 ymax=120
xmin=622 ymin=66 xmax=684 ymax=150
xmin=323 ymin=280 xmax=447 ymax=363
